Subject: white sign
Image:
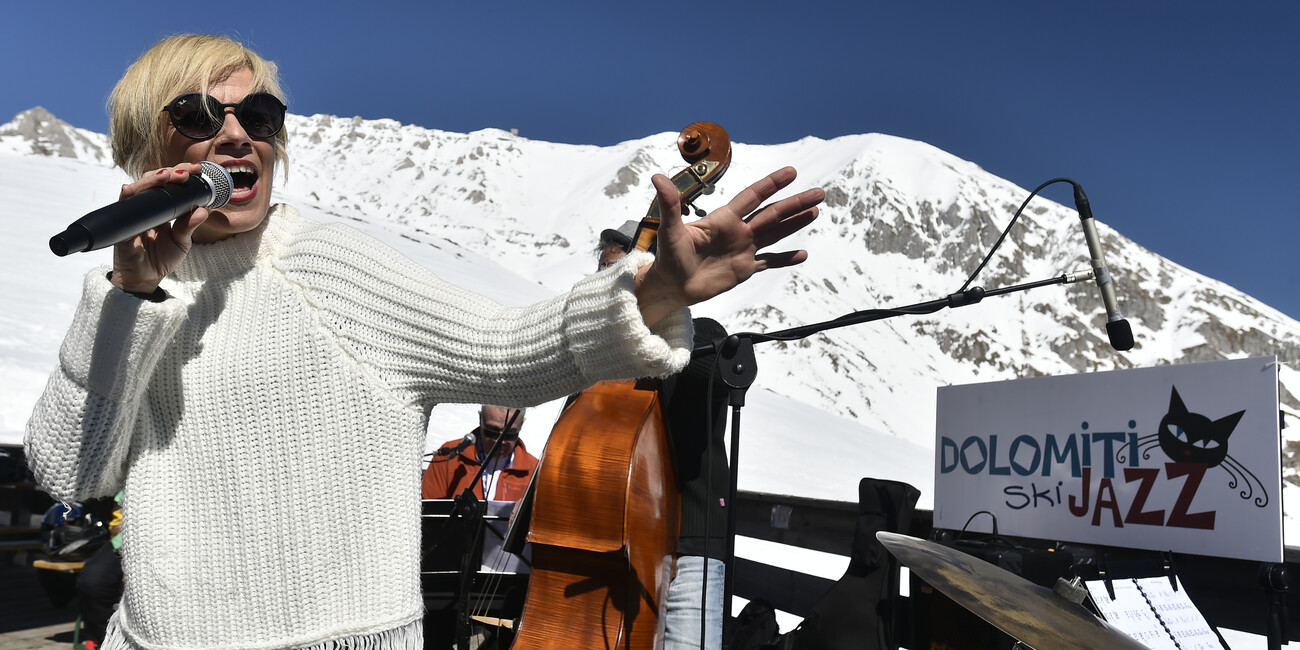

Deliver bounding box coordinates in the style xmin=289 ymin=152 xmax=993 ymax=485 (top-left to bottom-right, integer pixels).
xmin=934 ymin=357 xmax=1282 ymax=562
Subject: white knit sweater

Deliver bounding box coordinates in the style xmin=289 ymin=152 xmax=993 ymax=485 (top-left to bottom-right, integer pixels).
xmin=25 ymin=204 xmax=692 ymax=650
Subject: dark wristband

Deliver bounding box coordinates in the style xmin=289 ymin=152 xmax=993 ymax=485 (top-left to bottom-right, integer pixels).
xmin=106 ymin=272 xmax=167 ymax=303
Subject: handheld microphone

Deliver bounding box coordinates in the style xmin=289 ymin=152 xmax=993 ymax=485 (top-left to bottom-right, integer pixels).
xmin=1072 ymin=183 xmax=1134 ymax=351
xmin=50 ymin=160 xmax=233 ymax=257
xmin=435 ymin=434 xmax=477 ymax=457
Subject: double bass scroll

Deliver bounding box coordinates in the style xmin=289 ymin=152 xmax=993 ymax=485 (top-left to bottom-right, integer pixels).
xmin=630 ymin=122 xmax=732 ymax=252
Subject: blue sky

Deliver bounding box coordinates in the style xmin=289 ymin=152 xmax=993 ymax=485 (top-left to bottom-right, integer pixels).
xmin=3 ymin=2 xmax=1298 ymax=323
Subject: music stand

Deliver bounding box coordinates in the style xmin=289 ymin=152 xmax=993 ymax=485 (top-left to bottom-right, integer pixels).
xmin=422 ymin=499 xmax=530 ymax=648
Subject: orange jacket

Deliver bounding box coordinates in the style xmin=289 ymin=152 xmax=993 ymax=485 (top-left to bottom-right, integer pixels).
xmin=421 ymin=432 xmax=539 ymax=501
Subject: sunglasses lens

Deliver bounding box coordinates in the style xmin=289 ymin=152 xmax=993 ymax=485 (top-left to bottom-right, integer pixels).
xmin=166 ymin=93 xmax=285 ymax=140
xmin=237 ymin=94 xmax=286 ymax=139
xmin=168 ymin=94 xmax=221 ymax=139
xmin=480 ymin=426 xmax=519 ymax=440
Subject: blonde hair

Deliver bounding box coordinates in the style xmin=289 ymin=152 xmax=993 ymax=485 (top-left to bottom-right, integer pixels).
xmin=108 ymin=34 xmax=289 ymax=179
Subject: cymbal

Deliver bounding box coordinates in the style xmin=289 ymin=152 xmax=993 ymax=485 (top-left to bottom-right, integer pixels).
xmin=877 ymin=532 xmax=1147 ymax=650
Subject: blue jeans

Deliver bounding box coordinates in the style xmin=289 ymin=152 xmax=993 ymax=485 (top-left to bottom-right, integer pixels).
xmin=663 ymin=555 xmax=725 ymax=650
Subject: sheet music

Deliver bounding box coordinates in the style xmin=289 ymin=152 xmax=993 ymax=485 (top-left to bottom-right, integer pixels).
xmin=1085 ymin=577 xmax=1223 ymax=650
xmin=481 ymin=500 xmax=530 ymax=573
xmin=421 ymin=499 xmax=531 ymax=574
xmin=1137 ymin=577 xmax=1222 ymax=650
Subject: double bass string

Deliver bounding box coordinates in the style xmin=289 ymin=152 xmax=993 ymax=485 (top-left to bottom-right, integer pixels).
xmin=467 ymin=407 xmax=530 ymax=629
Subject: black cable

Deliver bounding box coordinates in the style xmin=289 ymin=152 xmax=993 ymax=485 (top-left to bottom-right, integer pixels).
xmin=958 ymin=177 xmax=1077 ymax=292
xmin=691 ymin=176 xmax=1085 ymax=351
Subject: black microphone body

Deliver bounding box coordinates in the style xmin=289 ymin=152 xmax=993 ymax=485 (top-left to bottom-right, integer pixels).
xmin=50 ymin=160 xmax=233 ymax=256
xmin=435 ymin=434 xmax=477 ymax=457
xmin=1073 ymin=184 xmax=1134 ymax=351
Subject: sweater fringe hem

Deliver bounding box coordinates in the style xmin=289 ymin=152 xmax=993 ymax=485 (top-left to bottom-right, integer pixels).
xmin=102 ymin=613 xmax=423 ymax=650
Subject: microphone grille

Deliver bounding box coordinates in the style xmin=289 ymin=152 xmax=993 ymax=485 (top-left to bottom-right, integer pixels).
xmin=198 ymin=160 xmax=233 ymax=209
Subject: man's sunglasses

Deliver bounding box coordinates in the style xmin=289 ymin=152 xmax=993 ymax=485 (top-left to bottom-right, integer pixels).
xmin=479 ymin=409 xmax=523 ymax=440
xmin=479 ymin=424 xmax=521 ymax=440
xmin=162 ymin=92 xmax=287 ymax=141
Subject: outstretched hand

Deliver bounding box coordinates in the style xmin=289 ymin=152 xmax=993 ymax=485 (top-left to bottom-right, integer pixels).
xmin=635 ymin=166 xmax=824 ymax=326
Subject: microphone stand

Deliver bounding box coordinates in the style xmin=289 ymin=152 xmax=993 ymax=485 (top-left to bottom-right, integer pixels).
xmin=449 ymin=432 xmax=511 ymax=650
xmin=707 ymin=270 xmax=1096 ymax=640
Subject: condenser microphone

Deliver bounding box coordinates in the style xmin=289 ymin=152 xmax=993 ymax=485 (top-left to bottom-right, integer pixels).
xmin=1073 ymin=183 xmax=1134 ymax=351
xmin=435 ymin=434 xmax=477 ymax=457
xmin=50 ymin=160 xmax=233 ymax=256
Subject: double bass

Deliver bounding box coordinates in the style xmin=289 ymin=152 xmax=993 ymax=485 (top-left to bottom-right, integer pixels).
xmin=509 ymin=123 xmax=732 ymax=649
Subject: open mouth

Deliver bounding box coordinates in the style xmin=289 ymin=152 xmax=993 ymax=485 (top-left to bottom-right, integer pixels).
xmin=224 ymin=162 xmax=259 ymax=201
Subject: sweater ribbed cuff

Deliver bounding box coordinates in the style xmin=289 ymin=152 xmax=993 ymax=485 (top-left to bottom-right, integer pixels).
xmin=563 ymin=251 xmax=692 ymax=382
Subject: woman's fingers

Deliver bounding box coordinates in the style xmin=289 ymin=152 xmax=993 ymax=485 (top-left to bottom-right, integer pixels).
xmin=110 ymin=163 xmax=209 ymax=293
xmin=750 ymin=195 xmax=822 ymax=250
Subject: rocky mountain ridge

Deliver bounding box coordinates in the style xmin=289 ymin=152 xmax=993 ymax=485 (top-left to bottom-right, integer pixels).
xmin=5 ymin=108 xmax=1296 ymax=459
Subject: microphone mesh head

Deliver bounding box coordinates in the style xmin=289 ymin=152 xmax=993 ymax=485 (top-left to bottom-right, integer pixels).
xmin=197 ymin=160 xmax=233 ymax=209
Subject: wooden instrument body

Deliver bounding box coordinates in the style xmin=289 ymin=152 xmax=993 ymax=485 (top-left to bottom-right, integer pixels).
xmin=509 ymin=122 xmax=730 ymax=649
xmin=511 ymin=380 xmax=680 ymax=649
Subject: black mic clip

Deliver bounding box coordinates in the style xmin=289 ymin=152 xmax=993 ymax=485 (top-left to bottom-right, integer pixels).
xmin=946 ymin=287 xmax=985 ymax=308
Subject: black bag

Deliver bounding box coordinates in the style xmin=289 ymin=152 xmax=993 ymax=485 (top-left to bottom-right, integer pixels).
xmin=728 ymin=598 xmax=783 ymax=650
xmin=782 ymin=478 xmax=921 ymax=650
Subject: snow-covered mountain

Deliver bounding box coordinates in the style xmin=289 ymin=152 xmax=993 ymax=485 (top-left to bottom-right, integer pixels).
xmin=5 ymin=107 xmax=1293 ymax=647
xmin=4 ymin=106 xmax=1299 ymax=468
xmin=281 ymin=111 xmax=1300 ymax=444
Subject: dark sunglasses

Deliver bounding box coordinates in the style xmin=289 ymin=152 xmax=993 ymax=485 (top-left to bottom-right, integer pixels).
xmin=479 ymin=409 xmax=523 ymax=440
xmin=161 ymin=92 xmax=287 ymax=140
xmin=479 ymin=424 xmax=521 ymax=440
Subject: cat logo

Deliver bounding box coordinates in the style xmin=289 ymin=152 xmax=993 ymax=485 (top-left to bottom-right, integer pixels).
xmin=1124 ymin=386 xmax=1266 ymax=508
xmin=1068 ymin=386 xmax=1270 ymax=531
